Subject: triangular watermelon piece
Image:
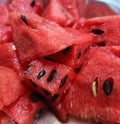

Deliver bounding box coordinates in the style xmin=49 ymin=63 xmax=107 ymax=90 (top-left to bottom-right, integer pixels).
xmin=10 ymin=12 xmax=77 ymax=65
xmin=24 ymin=58 xmax=75 ymax=122
xmin=63 ymin=46 xmax=120 ymax=123
xmin=75 ymin=15 xmax=120 ymax=46
xmin=24 ymin=58 xmax=75 ymax=95
xmin=42 ymin=0 xmax=75 ymax=26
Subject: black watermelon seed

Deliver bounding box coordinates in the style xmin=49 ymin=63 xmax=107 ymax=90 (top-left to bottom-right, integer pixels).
xmin=29 ymin=92 xmax=43 ymax=102
xmin=47 ymin=69 xmax=57 ymax=82
xmin=61 ymin=47 xmax=71 ymax=54
xmin=96 ymin=42 xmax=106 ymax=47
xmin=51 ymin=94 xmax=59 ymax=102
xmin=74 ymin=66 xmax=82 ymax=73
xmin=34 ymin=108 xmax=45 ymax=120
xmin=103 ymin=79 xmax=113 ymax=96
xmin=31 ymin=0 xmax=35 ymax=7
xmin=59 ymin=75 xmax=68 ymax=88
xmin=42 ymin=89 xmax=50 ymax=95
xmin=91 ymin=29 xmax=104 ymax=35
xmin=21 ymin=15 xmax=28 ymax=25
xmin=77 ymin=50 xmax=81 ymax=59
xmin=37 ymin=70 xmax=46 ymax=79
xmin=24 ymin=66 xmax=31 ymax=75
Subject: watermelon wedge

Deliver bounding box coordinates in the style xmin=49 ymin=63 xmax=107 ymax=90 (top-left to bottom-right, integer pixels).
xmin=10 ymin=12 xmax=77 ymax=65
xmin=75 ymin=15 xmax=120 ymax=46
xmin=42 ymin=0 xmax=74 ymax=26
xmin=63 ymin=46 xmax=120 ymax=123
xmin=24 ymin=58 xmax=75 ymax=95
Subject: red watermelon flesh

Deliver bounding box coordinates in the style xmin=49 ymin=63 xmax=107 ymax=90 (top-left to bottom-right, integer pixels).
xmin=24 ymin=59 xmax=75 ymax=95
xmin=10 ymin=12 xmax=77 ymax=65
xmin=75 ymin=15 xmax=120 ymax=46
xmin=42 ymin=0 xmax=74 ymax=27
xmin=63 ymin=46 xmax=120 ymax=123
xmin=46 ymin=28 xmax=93 ymax=72
xmin=8 ymin=0 xmax=43 ymax=15
xmin=2 ymin=89 xmax=46 ymax=124
xmin=0 ymin=66 xmax=25 ymax=107
xmin=0 ymin=6 xmax=13 ymax=43
xmin=0 ymin=111 xmax=16 ymax=124
xmin=0 ymin=42 xmax=23 ymax=78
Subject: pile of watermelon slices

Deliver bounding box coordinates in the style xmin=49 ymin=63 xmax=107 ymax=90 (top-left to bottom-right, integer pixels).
xmin=0 ymin=0 xmax=120 ymax=124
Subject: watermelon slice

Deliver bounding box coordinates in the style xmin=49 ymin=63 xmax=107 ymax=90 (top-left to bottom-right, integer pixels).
xmin=0 ymin=42 xmax=23 ymax=78
xmin=46 ymin=28 xmax=93 ymax=72
xmin=42 ymin=0 xmax=74 ymax=26
xmin=24 ymin=58 xmax=75 ymax=95
xmin=63 ymin=46 xmax=120 ymax=123
xmin=2 ymin=89 xmax=46 ymax=124
xmin=0 ymin=66 xmax=25 ymax=107
xmin=24 ymin=58 xmax=75 ymax=121
xmin=75 ymin=15 xmax=120 ymax=46
xmin=10 ymin=12 xmax=77 ymax=65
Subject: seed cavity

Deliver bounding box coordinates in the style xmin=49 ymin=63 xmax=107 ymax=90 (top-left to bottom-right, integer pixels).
xmin=34 ymin=108 xmax=45 ymax=120
xmin=91 ymin=29 xmax=104 ymax=35
xmin=47 ymin=69 xmax=57 ymax=82
xmin=31 ymin=0 xmax=35 ymax=7
xmin=92 ymin=78 xmax=98 ymax=97
xmin=37 ymin=70 xmax=46 ymax=79
xmin=21 ymin=15 xmax=28 ymax=25
xmin=103 ymin=78 xmax=113 ymax=96
xmin=24 ymin=66 xmax=31 ymax=75
xmin=77 ymin=50 xmax=81 ymax=59
xmin=61 ymin=47 xmax=71 ymax=54
xmin=51 ymin=94 xmax=59 ymax=102
xmin=44 ymin=57 xmax=56 ymax=62
xmin=84 ymin=47 xmax=89 ymax=55
xmin=29 ymin=92 xmax=43 ymax=102
xmin=74 ymin=66 xmax=82 ymax=73
xmin=96 ymin=42 xmax=106 ymax=47
xmin=31 ymin=81 xmax=38 ymax=88
xmin=42 ymin=89 xmax=50 ymax=95
xmin=59 ymin=75 xmax=68 ymax=88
